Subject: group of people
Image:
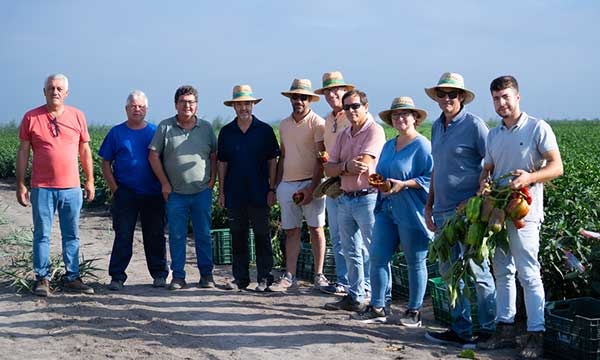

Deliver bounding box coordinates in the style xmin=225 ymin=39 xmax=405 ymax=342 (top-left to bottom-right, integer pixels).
xmin=17 ymin=71 xmax=562 ymax=359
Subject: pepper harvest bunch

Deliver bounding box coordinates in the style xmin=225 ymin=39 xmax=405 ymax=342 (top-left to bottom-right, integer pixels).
xmin=428 ymin=173 xmax=533 ymax=306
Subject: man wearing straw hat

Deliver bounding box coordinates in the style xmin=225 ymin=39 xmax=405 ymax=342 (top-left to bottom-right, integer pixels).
xmin=323 ymin=89 xmax=386 ymax=312
xmin=148 ymin=85 xmax=217 ymax=291
xmin=477 ymin=75 xmax=563 ymax=359
xmin=313 ymin=71 xmax=359 ymax=296
xmin=217 ymin=85 xmax=280 ymax=292
xmin=270 ymin=78 xmax=330 ymax=291
xmin=423 ymin=72 xmax=497 ymax=346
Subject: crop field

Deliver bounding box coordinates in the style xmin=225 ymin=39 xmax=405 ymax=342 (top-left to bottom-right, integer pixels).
xmin=0 ymin=120 xmax=598 ymax=300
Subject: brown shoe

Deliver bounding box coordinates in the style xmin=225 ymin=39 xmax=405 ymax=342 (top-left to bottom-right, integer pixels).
xmin=33 ymin=279 xmax=50 ymax=297
xmin=63 ymin=278 xmax=94 ymax=294
xmin=477 ymin=322 xmax=517 ymax=350
xmin=519 ymin=332 xmax=544 ymax=359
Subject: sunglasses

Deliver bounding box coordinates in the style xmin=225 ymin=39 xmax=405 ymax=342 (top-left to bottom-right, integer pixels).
xmin=49 ymin=117 xmax=59 ymax=137
xmin=290 ymin=94 xmax=309 ymax=101
xmin=343 ymin=103 xmax=362 ymax=111
xmin=436 ymin=89 xmax=461 ymax=100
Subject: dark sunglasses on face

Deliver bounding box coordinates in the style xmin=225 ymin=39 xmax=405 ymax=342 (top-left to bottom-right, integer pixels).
xmin=49 ymin=117 xmax=59 ymax=137
xmin=436 ymin=89 xmax=460 ymax=100
xmin=291 ymin=94 xmax=309 ymax=101
xmin=343 ymin=103 xmax=362 ymax=111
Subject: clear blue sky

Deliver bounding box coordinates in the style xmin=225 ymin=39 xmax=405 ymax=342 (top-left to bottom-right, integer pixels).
xmin=2 ymin=1 xmax=598 ymax=126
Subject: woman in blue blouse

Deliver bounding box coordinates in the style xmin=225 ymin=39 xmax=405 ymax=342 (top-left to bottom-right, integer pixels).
xmin=352 ymin=97 xmax=433 ymax=326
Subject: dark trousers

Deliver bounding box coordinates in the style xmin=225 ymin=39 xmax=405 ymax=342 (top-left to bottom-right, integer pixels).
xmin=228 ymin=206 xmax=274 ymax=287
xmin=109 ymin=186 xmax=168 ymax=282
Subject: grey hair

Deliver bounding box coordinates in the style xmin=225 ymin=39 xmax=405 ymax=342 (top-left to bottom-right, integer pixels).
xmin=45 ymin=73 xmax=69 ymax=91
xmin=126 ymin=90 xmax=148 ymax=107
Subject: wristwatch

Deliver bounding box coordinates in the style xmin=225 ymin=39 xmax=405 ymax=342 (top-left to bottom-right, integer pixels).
xmin=269 ymin=188 xmax=276 ymax=193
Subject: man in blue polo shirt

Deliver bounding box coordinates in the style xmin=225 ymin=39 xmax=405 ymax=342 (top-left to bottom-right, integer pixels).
xmin=217 ymin=85 xmax=280 ymax=292
xmin=423 ymin=73 xmax=496 ymax=346
xmin=99 ymin=90 xmax=168 ymax=290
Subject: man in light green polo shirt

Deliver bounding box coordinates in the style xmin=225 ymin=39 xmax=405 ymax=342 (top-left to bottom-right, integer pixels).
xmin=148 ymin=85 xmax=217 ymax=290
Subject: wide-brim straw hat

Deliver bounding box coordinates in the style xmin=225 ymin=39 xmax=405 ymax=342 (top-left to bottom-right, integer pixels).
xmin=379 ymin=96 xmax=428 ymax=127
xmin=314 ymin=71 xmax=355 ymax=95
xmin=281 ymin=78 xmax=320 ymax=102
xmin=424 ymin=72 xmax=475 ymax=105
xmin=224 ymin=84 xmax=262 ymax=106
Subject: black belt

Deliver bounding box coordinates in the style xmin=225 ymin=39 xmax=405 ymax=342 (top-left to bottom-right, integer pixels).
xmin=343 ymin=188 xmax=377 ymax=198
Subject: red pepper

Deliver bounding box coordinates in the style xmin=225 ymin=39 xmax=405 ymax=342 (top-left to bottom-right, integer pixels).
xmin=521 ymin=186 xmax=533 ymax=205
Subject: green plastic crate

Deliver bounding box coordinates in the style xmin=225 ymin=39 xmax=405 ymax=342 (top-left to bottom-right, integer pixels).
xmin=211 ymin=228 xmax=256 ymax=265
xmin=295 ymin=242 xmax=337 ymax=282
xmin=391 ymin=252 xmax=440 ymax=299
xmin=428 ymin=277 xmax=480 ymax=333
xmin=544 ymin=297 xmax=600 ymax=360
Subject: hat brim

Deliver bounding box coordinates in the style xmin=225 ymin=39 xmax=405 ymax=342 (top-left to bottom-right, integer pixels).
xmin=281 ymin=90 xmax=320 ymax=102
xmin=425 ymin=85 xmax=475 ymax=105
xmin=314 ymin=83 xmax=355 ymax=95
xmin=224 ymin=97 xmax=262 ymax=107
xmin=379 ymin=108 xmax=428 ymax=127
xmin=313 ymin=176 xmax=342 ymax=199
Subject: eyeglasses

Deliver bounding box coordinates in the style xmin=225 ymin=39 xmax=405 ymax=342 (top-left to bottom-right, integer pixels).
xmin=178 ymin=100 xmax=197 ymax=106
xmin=290 ymin=94 xmax=309 ymax=101
xmin=436 ymin=89 xmax=460 ymax=100
xmin=343 ymin=103 xmax=362 ymax=111
xmin=49 ymin=117 xmax=59 ymax=137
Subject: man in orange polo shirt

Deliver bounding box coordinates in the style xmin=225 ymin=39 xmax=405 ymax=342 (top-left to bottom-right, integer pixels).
xmin=271 ymin=78 xmax=329 ymax=291
xmin=16 ymin=73 xmax=95 ymax=297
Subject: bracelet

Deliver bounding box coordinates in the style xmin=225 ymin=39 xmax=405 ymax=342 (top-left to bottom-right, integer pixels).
xmin=268 ymin=188 xmax=276 ymax=193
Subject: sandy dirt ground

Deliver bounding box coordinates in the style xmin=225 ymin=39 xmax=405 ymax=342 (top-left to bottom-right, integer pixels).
xmin=0 ymin=179 xmax=519 ymax=360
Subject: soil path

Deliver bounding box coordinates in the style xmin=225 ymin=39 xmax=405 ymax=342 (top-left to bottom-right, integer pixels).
xmin=0 ymin=179 xmax=517 ymax=359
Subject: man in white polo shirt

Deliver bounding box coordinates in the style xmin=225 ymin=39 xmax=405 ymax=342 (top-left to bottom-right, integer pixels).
xmin=478 ymin=75 xmax=563 ymax=360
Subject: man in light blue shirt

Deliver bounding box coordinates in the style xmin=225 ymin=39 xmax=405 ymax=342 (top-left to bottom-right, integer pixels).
xmin=478 ymin=75 xmax=563 ymax=360
xmin=423 ymin=72 xmax=496 ymax=346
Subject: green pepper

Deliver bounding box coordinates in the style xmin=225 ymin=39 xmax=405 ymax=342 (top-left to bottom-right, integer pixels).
xmin=487 ymin=208 xmax=505 ymax=233
xmin=466 ymin=196 xmax=483 ymax=223
xmin=466 ymin=222 xmax=486 ymax=247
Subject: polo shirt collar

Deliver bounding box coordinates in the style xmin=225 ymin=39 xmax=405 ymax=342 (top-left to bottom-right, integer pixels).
xmin=439 ymin=106 xmax=467 ymax=130
xmin=344 ymin=113 xmax=374 ymax=137
xmin=291 ymin=109 xmax=313 ymax=124
xmin=501 ymin=112 xmax=528 ymax=131
xmin=175 ymin=115 xmax=199 ymax=129
xmin=234 ymin=115 xmax=258 ymax=132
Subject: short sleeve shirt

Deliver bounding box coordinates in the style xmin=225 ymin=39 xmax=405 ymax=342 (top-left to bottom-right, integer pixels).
xmin=148 ymin=116 xmax=217 ymax=194
xmin=19 ymin=105 xmax=90 ymax=188
xmin=98 ymin=122 xmax=161 ymax=195
xmin=430 ymin=109 xmax=489 ymax=214
xmin=279 ymin=110 xmax=325 ymax=182
xmin=323 ymin=110 xmax=351 ymax=153
xmin=485 ymin=112 xmax=559 ymax=221
xmin=329 ymin=117 xmax=386 ymax=192
xmin=375 ymin=135 xmax=433 ymax=235
xmin=217 ymin=116 xmax=280 ymax=208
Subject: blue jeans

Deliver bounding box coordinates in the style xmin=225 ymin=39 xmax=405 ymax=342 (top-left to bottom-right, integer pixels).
xmin=166 ymin=189 xmax=213 ymax=280
xmin=109 ymin=186 xmax=168 ymax=282
xmin=31 ymin=187 xmax=82 ymax=282
xmin=372 ymin=202 xmax=427 ymax=310
xmin=326 ymin=196 xmax=348 ymax=287
xmin=434 ymin=210 xmax=496 ymax=336
xmin=494 ymin=220 xmax=545 ymax=331
xmin=337 ymin=193 xmax=376 ymax=303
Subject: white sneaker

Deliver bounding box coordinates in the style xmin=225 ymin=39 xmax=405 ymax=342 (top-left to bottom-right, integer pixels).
xmin=313 ymin=273 xmax=329 ymax=288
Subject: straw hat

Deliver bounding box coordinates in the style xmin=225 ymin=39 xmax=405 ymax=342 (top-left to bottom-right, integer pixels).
xmin=281 ymin=78 xmax=320 ymax=102
xmin=224 ymin=85 xmax=262 ymax=106
xmin=424 ymin=72 xmax=475 ymax=104
xmin=314 ymin=71 xmax=355 ymax=95
xmin=379 ymin=97 xmax=428 ymax=127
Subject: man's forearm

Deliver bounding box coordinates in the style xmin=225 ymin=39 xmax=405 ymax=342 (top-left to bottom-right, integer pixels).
xmin=16 ymin=142 xmax=30 ymax=187
xmin=209 ymin=152 xmax=217 ymax=183
xmin=218 ymin=161 xmax=227 ymax=193
xmin=268 ymin=158 xmax=277 ymax=188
